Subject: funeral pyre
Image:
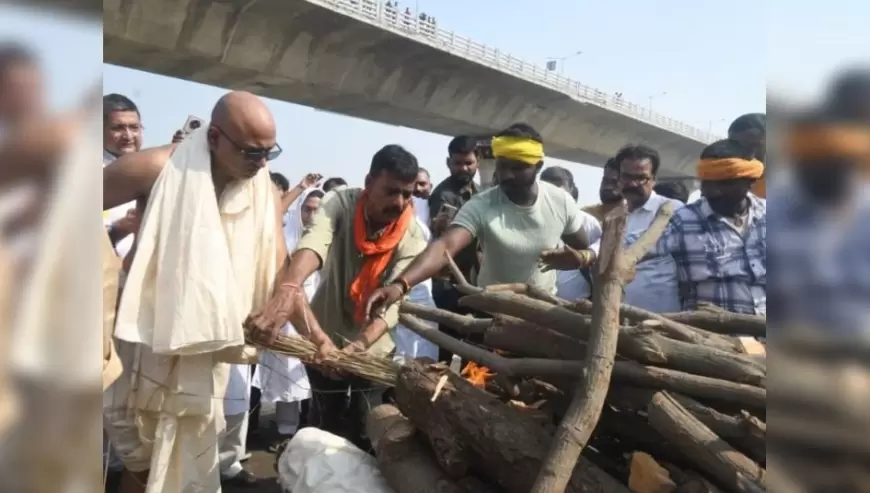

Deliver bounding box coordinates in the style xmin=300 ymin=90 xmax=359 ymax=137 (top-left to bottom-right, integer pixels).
xmin=250 ymin=203 xmax=770 ymax=493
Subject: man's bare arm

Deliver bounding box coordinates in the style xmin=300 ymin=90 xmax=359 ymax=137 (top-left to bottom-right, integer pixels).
xmin=103 ymin=145 xmax=174 ymax=211
xmin=398 ymin=225 xmax=474 ymax=287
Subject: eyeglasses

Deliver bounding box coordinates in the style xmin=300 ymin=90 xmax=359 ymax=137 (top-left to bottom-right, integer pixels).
xmin=619 ymin=172 xmax=652 ymax=185
xmin=214 ymin=125 xmax=282 ymax=162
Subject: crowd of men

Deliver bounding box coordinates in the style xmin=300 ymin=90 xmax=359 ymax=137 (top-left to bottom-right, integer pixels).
xmin=0 ymin=35 xmax=867 ymax=493
xmin=97 ymin=83 xmax=771 ymax=492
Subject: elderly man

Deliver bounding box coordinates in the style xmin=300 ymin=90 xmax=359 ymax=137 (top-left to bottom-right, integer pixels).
xmin=103 ymin=91 xmax=301 ymax=493
xmin=650 ymin=139 xmax=766 ymax=315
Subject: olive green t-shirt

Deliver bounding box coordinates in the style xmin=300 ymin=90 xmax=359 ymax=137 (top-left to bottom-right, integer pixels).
xmin=451 ymin=181 xmax=585 ymax=293
xmin=295 ymin=188 xmax=428 ymax=356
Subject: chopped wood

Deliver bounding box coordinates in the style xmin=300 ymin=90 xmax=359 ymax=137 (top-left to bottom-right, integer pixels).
xmin=570 ymin=299 xmax=743 ymax=354
xmin=661 ymin=311 xmax=766 ymax=338
xmin=366 ymin=404 xmax=466 ymax=493
xmin=400 ymin=302 xmax=491 ymax=335
xmin=609 ymin=388 xmax=766 ymax=464
xmin=393 ymin=363 xmax=630 ymax=493
xmin=398 ymin=314 xmax=766 ymax=409
xmin=530 ymin=202 xmax=631 ymax=493
xmin=647 ymin=392 xmax=766 ymax=493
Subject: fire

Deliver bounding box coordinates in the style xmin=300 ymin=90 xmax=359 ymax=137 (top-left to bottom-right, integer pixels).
xmin=461 ymin=360 xmax=496 ymax=388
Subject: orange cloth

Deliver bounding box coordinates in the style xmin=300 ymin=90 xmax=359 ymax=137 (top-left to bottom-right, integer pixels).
xmin=751 ymin=176 xmax=766 ymax=198
xmin=349 ymin=193 xmax=414 ymax=322
xmin=787 ymin=123 xmax=870 ymax=161
xmin=697 ymin=158 xmax=764 ymax=181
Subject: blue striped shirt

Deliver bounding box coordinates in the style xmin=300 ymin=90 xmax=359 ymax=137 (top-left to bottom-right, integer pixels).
xmin=651 ymin=195 xmax=767 ymax=315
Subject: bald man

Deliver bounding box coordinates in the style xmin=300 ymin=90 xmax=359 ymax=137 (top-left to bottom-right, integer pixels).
xmin=103 ymin=92 xmax=315 ymax=492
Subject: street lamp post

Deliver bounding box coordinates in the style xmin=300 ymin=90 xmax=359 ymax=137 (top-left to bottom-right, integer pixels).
xmin=546 ymin=50 xmax=583 ymax=75
xmin=647 ymin=91 xmax=667 ymax=113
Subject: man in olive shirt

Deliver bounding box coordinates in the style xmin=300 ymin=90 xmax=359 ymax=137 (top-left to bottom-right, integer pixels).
xmin=266 ymin=144 xmax=427 ymax=448
xmin=427 ymin=135 xmax=481 ymax=362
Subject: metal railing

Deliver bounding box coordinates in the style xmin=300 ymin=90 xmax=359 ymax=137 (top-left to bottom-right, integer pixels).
xmin=306 ymin=0 xmax=721 ymax=143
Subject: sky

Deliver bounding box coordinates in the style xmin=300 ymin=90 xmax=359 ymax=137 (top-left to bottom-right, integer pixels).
xmin=2 ymin=1 xmax=865 ymax=204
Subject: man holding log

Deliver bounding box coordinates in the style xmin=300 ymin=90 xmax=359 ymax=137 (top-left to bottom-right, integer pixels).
xmin=649 ymin=139 xmax=767 ymax=315
xmin=246 ymin=144 xmax=428 ymax=449
xmin=363 ymin=123 xmax=596 ymax=314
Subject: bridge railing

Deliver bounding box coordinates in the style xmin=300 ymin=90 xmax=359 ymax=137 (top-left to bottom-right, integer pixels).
xmin=310 ymin=0 xmax=720 ymax=143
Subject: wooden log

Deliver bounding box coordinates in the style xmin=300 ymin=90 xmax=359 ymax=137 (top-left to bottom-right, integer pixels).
xmin=660 ymin=311 xmax=766 ymax=338
xmin=484 ymin=317 xmax=586 ymax=360
xmin=569 ymin=299 xmax=743 ymax=354
xmin=457 ymin=294 xmax=762 ymax=385
xmin=530 ymin=202 xmax=631 ymax=493
xmin=393 ymin=363 xmax=631 ymax=493
xmin=622 ymin=322 xmax=764 ymax=386
xmin=609 ymin=388 xmax=766 ymax=464
xmin=398 ymin=313 xmax=766 ymax=409
xmin=646 ymin=392 xmax=766 ymax=493
xmin=366 ymin=403 xmax=465 ymax=493
xmin=400 ymin=302 xmax=491 ymax=336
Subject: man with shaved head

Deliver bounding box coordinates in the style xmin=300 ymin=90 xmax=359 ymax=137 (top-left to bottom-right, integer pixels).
xmin=103 ymin=92 xmax=321 ymax=492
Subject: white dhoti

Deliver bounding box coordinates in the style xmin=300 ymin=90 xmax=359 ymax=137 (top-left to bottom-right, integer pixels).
xmin=106 ymin=127 xmax=279 ymax=493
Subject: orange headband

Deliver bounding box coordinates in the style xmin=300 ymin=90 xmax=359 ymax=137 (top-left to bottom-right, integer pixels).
xmin=787 ymin=124 xmax=870 ymax=161
xmin=697 ymin=158 xmax=764 ymax=181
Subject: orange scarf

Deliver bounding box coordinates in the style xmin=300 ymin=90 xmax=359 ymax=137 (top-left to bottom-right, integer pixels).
xmin=349 ymin=193 xmax=414 ymax=322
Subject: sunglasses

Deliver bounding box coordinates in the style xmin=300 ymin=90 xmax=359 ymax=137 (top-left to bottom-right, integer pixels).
xmin=214 ymin=125 xmax=282 ymax=162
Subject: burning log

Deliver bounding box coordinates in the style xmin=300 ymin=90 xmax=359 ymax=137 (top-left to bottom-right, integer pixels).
xmin=398 ymin=314 xmax=766 ymax=410
xmin=393 ymin=363 xmax=630 ymax=493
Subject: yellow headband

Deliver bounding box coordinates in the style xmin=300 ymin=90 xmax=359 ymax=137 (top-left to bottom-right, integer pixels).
xmin=697 ymin=158 xmax=764 ymax=181
xmin=787 ymin=124 xmax=870 ymax=161
xmin=491 ymin=136 xmax=544 ymax=166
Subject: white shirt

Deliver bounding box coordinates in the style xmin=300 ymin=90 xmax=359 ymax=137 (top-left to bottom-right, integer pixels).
xmin=590 ymin=192 xmax=683 ymax=312
xmin=555 ymin=208 xmax=602 ymax=301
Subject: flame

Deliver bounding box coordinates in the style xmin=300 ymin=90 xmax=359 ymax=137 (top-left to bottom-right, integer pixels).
xmin=461 ymin=361 xmax=496 ymax=388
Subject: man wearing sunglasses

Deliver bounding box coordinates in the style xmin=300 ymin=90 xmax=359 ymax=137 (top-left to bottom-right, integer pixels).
xmin=103 ymin=91 xmax=286 ymax=493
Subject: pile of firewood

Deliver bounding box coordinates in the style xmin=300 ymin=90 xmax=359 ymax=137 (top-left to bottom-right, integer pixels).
xmin=366 ymin=203 xmax=767 ymax=493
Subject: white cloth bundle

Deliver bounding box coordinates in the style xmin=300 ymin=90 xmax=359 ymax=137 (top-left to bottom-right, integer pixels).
xmin=277 ymin=428 xmax=392 ymax=493
xmin=114 ymin=127 xmax=277 ymax=355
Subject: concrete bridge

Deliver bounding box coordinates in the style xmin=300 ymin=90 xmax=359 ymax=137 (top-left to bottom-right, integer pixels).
xmin=103 ymin=0 xmax=720 ymax=177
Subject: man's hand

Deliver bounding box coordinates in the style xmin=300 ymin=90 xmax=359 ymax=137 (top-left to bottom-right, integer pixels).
xmin=364 ymin=283 xmax=405 ymax=321
xmin=171 ymin=130 xmax=184 ymax=144
xmin=312 ymin=338 xmax=337 ymax=364
xmin=297 ymin=173 xmax=323 ymax=190
xmin=539 ymin=247 xmax=595 ymax=272
xmin=111 ymin=208 xmax=140 ymax=236
xmin=430 ymin=210 xmax=452 ymax=235
xmin=244 ymin=284 xmax=300 ymax=344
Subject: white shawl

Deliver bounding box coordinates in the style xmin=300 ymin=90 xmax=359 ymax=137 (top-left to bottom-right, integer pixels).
xmin=114 ymin=127 xmax=278 ymax=355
